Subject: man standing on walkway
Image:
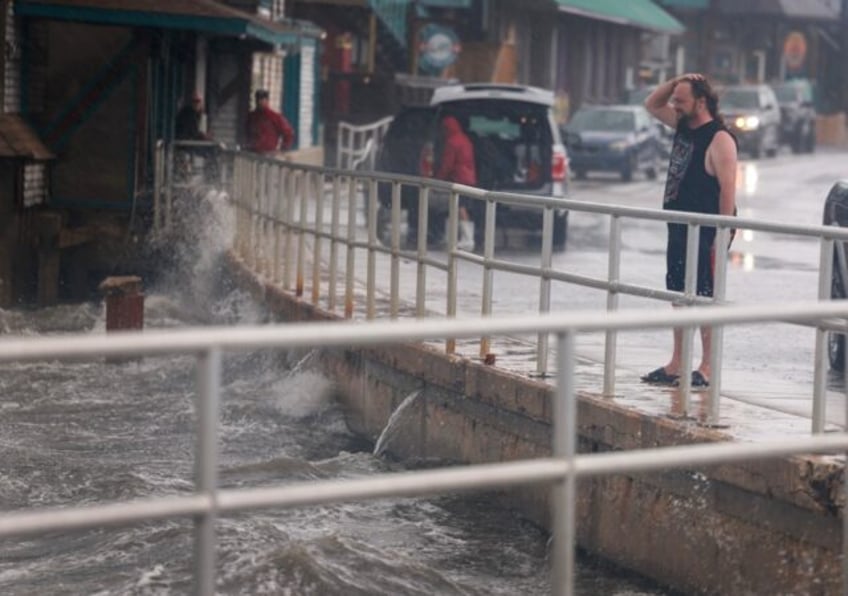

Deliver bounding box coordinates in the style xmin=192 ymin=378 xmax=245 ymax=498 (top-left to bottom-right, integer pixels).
xmin=246 ymin=89 xmax=295 ymax=155
xmin=641 ymin=74 xmax=737 ymax=389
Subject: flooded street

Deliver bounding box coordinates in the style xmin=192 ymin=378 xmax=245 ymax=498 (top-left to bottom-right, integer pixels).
xmin=0 ymin=206 xmax=668 ymax=595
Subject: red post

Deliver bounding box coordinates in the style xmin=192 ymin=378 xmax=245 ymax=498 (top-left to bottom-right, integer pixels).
xmin=98 ymin=276 xmax=144 ymax=331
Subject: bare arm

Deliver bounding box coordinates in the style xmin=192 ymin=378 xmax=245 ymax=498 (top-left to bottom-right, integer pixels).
xmin=644 ymin=79 xmax=680 ymax=128
xmin=708 ymin=130 xmax=737 ymax=218
xmin=644 ymin=73 xmax=705 ymax=129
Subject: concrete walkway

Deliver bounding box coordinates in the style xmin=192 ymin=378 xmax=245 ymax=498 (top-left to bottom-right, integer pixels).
xmin=262 ymin=212 xmax=846 ymax=448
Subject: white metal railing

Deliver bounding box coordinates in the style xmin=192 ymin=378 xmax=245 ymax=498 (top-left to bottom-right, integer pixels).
xmin=0 ymin=304 xmax=847 ymax=596
xmin=226 ymin=153 xmax=848 ymax=433
xmin=335 ymin=116 xmax=393 ymax=171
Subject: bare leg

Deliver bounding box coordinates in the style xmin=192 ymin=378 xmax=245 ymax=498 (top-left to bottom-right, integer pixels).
xmin=698 ymin=325 xmax=712 ymax=380
xmin=663 ymin=305 xmax=683 ymax=375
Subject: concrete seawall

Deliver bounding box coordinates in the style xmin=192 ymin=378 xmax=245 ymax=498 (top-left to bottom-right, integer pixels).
xmin=225 ymin=251 xmax=844 ymax=595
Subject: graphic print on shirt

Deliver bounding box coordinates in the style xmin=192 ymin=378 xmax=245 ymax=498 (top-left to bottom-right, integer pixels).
xmin=663 ymin=133 xmax=694 ymax=205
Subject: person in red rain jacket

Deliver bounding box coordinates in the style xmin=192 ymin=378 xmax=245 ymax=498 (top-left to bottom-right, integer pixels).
xmin=435 ymin=115 xmax=478 ymax=246
xmin=435 ymin=115 xmax=477 ymax=187
xmin=246 ymin=89 xmax=295 ymax=154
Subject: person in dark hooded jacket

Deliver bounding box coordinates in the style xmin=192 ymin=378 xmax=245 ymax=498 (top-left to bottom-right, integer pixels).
xmin=435 ymin=116 xmax=477 ymax=247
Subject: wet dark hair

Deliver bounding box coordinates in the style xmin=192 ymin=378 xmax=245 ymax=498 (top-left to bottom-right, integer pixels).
xmin=255 ymin=89 xmax=269 ymax=101
xmin=677 ymin=76 xmax=724 ymax=125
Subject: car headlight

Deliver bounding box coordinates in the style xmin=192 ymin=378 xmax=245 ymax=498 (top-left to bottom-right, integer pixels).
xmin=734 ymin=116 xmax=760 ymax=131
xmin=609 ymin=140 xmax=629 ymax=151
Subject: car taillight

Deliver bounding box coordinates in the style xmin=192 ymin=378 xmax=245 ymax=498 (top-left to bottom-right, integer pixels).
xmin=419 ymin=143 xmax=434 ymax=177
xmin=552 ymin=149 xmax=568 ymax=183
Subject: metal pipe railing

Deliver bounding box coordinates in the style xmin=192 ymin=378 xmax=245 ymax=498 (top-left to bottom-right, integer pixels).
xmin=219 ymin=152 xmax=848 ymax=433
xmin=1 ymin=304 xmax=847 ymax=596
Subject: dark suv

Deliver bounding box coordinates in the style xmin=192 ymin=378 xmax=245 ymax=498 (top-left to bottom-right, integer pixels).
xmin=373 ymin=84 xmax=569 ymax=250
xmin=770 ymin=79 xmax=816 ymax=153
xmin=722 ymin=84 xmax=782 ymax=159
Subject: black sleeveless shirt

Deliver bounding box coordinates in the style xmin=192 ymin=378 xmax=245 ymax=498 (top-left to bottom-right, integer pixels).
xmin=663 ymin=119 xmax=727 ymax=215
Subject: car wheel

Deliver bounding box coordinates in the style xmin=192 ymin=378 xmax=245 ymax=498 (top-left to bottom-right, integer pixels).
xmin=829 ymin=332 xmax=846 ymax=372
xmin=750 ymin=136 xmax=763 ymax=159
xmin=620 ymin=155 xmax=635 ymax=182
xmin=645 ymin=155 xmax=659 ymax=180
xmin=552 ymin=211 xmax=568 ymax=252
xmin=791 ymin=126 xmax=805 ymax=154
xmin=765 ymin=126 xmax=779 ymax=158
xmin=806 ymin=123 xmax=817 ymax=153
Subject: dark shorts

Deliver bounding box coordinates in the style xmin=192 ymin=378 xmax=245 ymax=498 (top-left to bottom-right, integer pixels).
xmin=666 ymin=223 xmax=717 ymax=297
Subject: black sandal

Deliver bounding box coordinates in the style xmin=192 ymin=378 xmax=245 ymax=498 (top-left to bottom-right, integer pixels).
xmin=673 ymin=371 xmax=710 ymax=389
xmin=640 ymin=367 xmax=679 ymax=385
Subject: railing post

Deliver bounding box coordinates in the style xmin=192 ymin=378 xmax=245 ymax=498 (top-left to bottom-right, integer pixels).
xmin=706 ymin=226 xmax=731 ymax=426
xmin=329 ymin=174 xmax=341 ymax=312
xmin=345 ymin=176 xmax=358 ymax=319
xmin=390 ymin=181 xmax=401 ymax=319
xmin=416 ymin=186 xmax=430 ymax=318
xmin=258 ymin=162 xmax=269 ymax=276
xmin=813 ymin=237 xmax=835 ymax=433
xmin=284 ymin=166 xmax=296 ymax=291
xmin=273 ymin=166 xmax=285 ymax=284
xmin=164 ymin=143 xmax=174 ymax=232
xmin=194 ymin=348 xmax=221 ymax=596
xmin=248 ymin=160 xmax=259 ymax=269
xmin=153 ymin=140 xmax=163 ymax=234
xmin=480 ymin=197 xmax=496 ymax=359
xmin=552 ymin=331 xmax=577 ymax=596
xmin=446 ymin=190 xmax=459 ymax=354
xmin=603 ymin=215 xmax=622 ymax=397
xmin=367 ymin=179 xmax=378 ymax=320
xmin=297 ymin=171 xmax=308 ymax=297
xmin=677 ymin=222 xmax=701 ymax=415
xmin=312 ymin=171 xmax=324 ymax=305
xmin=536 ymin=206 xmax=554 ymax=375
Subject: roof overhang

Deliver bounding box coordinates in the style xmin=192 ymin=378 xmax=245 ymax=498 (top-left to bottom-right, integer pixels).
xmin=716 ymin=0 xmax=840 ymax=21
xmin=555 ymin=0 xmax=685 ymax=35
xmin=0 ymin=115 xmax=55 ymax=160
xmin=15 ymin=0 xmax=317 ymax=45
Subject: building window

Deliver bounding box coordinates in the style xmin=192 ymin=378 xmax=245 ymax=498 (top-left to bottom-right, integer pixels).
xmin=251 ymin=52 xmax=284 ymax=109
xmin=22 ymin=162 xmax=48 ymax=207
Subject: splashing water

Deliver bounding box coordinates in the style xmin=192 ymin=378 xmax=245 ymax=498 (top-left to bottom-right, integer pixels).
xmin=374 ymin=389 xmax=423 ymax=457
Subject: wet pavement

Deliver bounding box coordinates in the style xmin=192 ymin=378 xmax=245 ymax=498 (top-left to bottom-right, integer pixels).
xmin=239 ymin=147 xmax=848 ymax=445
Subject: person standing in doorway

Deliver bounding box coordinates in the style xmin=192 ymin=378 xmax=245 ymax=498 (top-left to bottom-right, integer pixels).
xmin=175 ymin=92 xmax=211 ymax=141
xmin=246 ymin=89 xmax=295 ymax=155
xmin=641 ymin=74 xmax=738 ymax=389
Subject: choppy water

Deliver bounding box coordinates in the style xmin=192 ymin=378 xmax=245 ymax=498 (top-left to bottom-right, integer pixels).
xmin=0 ymin=189 xmax=670 ymax=595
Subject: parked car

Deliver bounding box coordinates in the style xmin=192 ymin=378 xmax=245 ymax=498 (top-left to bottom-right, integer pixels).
xmin=824 ymin=180 xmax=848 ymax=372
xmin=373 ymin=84 xmax=570 ymax=250
xmin=562 ymin=105 xmax=662 ymax=182
xmin=770 ymin=79 xmax=816 ymax=153
xmin=721 ymin=84 xmax=782 ymax=159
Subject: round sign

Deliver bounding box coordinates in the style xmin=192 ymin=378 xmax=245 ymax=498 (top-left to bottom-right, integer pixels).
xmin=783 ymin=31 xmax=807 ymax=71
xmin=418 ymin=24 xmax=461 ymax=75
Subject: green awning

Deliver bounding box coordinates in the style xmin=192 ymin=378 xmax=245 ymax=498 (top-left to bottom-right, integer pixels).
xmin=15 ymin=0 xmax=315 ymax=46
xmin=657 ymin=0 xmax=709 ymax=8
xmin=419 ymin=0 xmax=472 ymax=6
xmin=555 ymin=0 xmax=685 ymax=34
